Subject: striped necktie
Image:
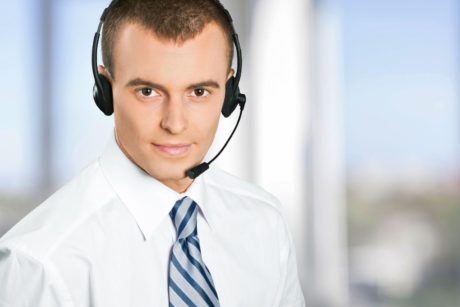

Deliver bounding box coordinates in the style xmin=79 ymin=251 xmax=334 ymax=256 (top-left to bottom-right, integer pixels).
xmin=168 ymin=196 xmax=220 ymax=307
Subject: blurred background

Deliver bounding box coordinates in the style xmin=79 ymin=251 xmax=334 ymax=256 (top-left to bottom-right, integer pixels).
xmin=1 ymin=0 xmax=459 ymax=306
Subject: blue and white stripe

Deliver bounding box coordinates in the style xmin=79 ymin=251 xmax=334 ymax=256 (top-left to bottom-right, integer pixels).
xmin=168 ymin=196 xmax=220 ymax=307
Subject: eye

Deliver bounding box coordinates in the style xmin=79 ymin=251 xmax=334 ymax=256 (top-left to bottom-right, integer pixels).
xmin=191 ymin=88 xmax=209 ymax=97
xmin=138 ymin=87 xmax=159 ymax=97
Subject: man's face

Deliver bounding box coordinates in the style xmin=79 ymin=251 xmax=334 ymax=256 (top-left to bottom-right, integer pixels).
xmin=104 ymin=21 xmax=232 ymax=192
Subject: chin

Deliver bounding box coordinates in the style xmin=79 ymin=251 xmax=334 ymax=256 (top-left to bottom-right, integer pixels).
xmin=139 ymin=148 xmax=203 ymax=181
xmin=146 ymin=163 xmax=190 ymax=181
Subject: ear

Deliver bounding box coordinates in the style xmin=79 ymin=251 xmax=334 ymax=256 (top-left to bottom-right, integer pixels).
xmin=97 ymin=65 xmax=113 ymax=82
xmin=227 ymin=68 xmax=235 ymax=81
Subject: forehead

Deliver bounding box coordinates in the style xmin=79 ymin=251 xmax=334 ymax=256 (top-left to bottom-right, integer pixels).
xmin=112 ymin=21 xmax=230 ymax=85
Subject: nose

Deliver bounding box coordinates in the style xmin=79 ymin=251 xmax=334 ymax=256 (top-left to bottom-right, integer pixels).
xmin=160 ymin=96 xmax=187 ymax=134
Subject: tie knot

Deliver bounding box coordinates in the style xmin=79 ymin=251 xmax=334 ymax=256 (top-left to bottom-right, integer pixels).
xmin=169 ymin=196 xmax=198 ymax=240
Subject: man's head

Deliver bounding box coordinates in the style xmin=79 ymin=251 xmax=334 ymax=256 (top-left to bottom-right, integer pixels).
xmin=98 ymin=0 xmax=236 ymax=193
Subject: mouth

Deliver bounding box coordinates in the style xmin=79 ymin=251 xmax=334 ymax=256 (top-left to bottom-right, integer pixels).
xmin=152 ymin=143 xmax=192 ymax=157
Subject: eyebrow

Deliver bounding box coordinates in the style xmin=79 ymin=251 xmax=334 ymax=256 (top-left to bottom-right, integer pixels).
xmin=125 ymin=78 xmax=220 ymax=91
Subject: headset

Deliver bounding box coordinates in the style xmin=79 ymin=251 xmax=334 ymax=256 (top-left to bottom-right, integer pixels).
xmin=92 ymin=0 xmax=246 ymax=179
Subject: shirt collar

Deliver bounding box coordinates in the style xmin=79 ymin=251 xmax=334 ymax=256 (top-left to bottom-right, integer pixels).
xmin=99 ymin=130 xmax=213 ymax=240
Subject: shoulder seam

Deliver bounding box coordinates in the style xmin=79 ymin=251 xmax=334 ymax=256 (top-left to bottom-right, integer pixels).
xmin=205 ymin=172 xmax=283 ymax=213
xmin=0 ymin=246 xmax=75 ymax=305
xmin=44 ymin=163 xmax=114 ymax=259
xmin=208 ymin=179 xmax=277 ymax=201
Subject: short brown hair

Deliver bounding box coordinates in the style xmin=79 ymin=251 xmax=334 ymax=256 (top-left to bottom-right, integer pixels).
xmin=101 ymin=0 xmax=234 ymax=78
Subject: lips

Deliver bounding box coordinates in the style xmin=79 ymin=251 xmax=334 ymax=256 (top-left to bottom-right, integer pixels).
xmin=153 ymin=143 xmax=191 ymax=156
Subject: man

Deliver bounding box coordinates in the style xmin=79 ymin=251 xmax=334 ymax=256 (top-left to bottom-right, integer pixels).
xmin=0 ymin=0 xmax=305 ymax=306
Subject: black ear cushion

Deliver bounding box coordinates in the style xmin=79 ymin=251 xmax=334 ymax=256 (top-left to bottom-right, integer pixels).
xmin=93 ymin=74 xmax=114 ymax=116
xmin=222 ymin=77 xmax=239 ymax=118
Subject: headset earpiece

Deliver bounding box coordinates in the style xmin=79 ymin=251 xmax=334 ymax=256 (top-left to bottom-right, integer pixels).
xmin=222 ymin=76 xmax=237 ymax=118
xmin=222 ymin=76 xmax=246 ymax=118
xmin=93 ymin=73 xmax=114 ymax=116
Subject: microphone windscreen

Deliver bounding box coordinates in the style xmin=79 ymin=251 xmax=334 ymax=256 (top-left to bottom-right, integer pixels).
xmin=186 ymin=163 xmax=210 ymax=179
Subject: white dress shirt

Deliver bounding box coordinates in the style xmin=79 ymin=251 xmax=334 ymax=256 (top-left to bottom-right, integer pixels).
xmin=0 ymin=132 xmax=305 ymax=307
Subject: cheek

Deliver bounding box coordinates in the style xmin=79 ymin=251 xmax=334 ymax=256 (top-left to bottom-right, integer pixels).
xmin=203 ymin=96 xmax=225 ymax=137
xmin=114 ymin=92 xmax=153 ymax=142
xmin=115 ymin=97 xmax=136 ymax=132
xmin=193 ymin=107 xmax=221 ymax=143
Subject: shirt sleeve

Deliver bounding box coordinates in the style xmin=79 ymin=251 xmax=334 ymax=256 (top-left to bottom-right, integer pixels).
xmin=276 ymin=211 xmax=306 ymax=307
xmin=0 ymin=246 xmax=74 ymax=307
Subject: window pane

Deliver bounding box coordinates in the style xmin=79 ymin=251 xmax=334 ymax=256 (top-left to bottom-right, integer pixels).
xmin=51 ymin=0 xmax=113 ymax=185
xmin=0 ymin=0 xmax=39 ymax=194
xmin=342 ymin=0 xmax=460 ymax=306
